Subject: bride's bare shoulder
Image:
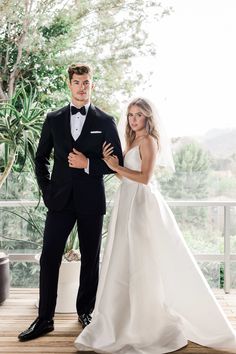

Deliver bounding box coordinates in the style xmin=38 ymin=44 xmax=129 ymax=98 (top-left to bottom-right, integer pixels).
xmin=141 ymin=135 xmax=158 ymax=151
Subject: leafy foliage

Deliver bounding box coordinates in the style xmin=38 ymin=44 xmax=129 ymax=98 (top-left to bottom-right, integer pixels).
xmin=0 ymin=84 xmax=44 ymax=189
xmin=161 ymin=142 xmax=211 ymax=200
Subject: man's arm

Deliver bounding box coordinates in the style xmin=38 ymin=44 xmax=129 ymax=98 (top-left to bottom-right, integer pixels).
xmin=89 ymin=117 xmax=123 ymax=176
xmin=35 ymin=115 xmax=53 ymax=193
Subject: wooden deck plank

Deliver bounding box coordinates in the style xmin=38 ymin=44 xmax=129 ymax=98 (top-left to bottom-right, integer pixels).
xmin=0 ymin=289 xmax=236 ymax=353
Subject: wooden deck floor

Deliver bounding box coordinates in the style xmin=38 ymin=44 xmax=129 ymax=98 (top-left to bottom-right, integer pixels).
xmin=1 ymin=288 xmax=236 ymax=354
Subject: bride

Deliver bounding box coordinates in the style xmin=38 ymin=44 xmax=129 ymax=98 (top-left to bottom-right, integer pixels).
xmin=74 ymin=97 xmax=236 ymax=353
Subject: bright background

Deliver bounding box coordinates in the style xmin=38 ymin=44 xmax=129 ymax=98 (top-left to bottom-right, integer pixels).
xmin=139 ymin=0 xmax=236 ymax=137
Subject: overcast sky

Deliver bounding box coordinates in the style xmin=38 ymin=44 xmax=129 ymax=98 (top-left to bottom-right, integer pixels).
xmin=136 ymin=0 xmax=236 ymax=137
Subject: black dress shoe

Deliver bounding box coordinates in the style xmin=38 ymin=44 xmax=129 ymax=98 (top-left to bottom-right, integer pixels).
xmin=78 ymin=313 xmax=91 ymax=328
xmin=18 ymin=317 xmax=54 ymax=341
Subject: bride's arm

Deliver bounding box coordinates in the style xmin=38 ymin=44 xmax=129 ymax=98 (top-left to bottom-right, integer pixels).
xmin=104 ymin=137 xmax=157 ymax=185
xmin=115 ymin=172 xmax=123 ymax=180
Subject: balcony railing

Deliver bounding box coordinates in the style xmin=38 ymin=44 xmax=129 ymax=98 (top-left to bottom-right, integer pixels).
xmin=1 ymin=200 xmax=236 ymax=294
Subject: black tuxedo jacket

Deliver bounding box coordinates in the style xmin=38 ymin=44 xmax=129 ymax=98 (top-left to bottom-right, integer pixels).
xmin=35 ymin=103 xmax=123 ymax=214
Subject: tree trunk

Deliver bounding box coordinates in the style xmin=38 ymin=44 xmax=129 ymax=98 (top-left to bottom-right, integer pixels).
xmin=0 ymin=83 xmax=7 ymax=102
xmin=0 ymin=151 xmax=16 ymax=190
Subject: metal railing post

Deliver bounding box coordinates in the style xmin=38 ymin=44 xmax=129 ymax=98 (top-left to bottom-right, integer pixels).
xmin=224 ymin=206 xmax=231 ymax=294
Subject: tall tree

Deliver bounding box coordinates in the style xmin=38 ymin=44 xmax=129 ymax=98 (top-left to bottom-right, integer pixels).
xmin=161 ymin=142 xmax=211 ymax=200
xmin=0 ymin=0 xmax=171 ymax=111
xmin=160 ymin=142 xmax=211 ymax=226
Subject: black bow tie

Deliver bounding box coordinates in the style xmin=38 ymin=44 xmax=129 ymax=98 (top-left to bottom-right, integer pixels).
xmin=71 ymin=105 xmax=86 ymax=116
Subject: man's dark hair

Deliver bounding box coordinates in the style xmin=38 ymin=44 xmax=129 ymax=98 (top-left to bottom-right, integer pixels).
xmin=68 ymin=63 xmax=93 ymax=82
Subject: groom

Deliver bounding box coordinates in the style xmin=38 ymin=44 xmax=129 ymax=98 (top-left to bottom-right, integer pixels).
xmin=18 ymin=63 xmax=123 ymax=341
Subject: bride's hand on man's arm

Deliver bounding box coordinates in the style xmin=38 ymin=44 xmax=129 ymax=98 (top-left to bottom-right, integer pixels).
xmin=102 ymin=142 xmax=122 ymax=178
xmin=102 ymin=142 xmax=114 ymax=158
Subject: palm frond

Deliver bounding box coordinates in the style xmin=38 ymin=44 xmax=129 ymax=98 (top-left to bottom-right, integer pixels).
xmin=0 ymin=83 xmax=45 ymax=189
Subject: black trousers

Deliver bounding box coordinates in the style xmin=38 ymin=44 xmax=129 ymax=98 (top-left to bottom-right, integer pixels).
xmin=38 ymin=196 xmax=103 ymax=320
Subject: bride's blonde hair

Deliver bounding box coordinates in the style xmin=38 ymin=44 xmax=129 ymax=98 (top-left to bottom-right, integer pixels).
xmin=125 ymin=98 xmax=160 ymax=149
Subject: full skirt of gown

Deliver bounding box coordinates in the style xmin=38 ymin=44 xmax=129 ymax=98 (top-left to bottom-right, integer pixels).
xmin=75 ymin=145 xmax=236 ymax=354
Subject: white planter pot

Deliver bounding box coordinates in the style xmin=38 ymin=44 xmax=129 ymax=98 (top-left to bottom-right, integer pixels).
xmin=0 ymin=252 xmax=10 ymax=304
xmin=35 ymin=254 xmax=81 ymax=313
xmin=55 ymin=260 xmax=80 ymax=313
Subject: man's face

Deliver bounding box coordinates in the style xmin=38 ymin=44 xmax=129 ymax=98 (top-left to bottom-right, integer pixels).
xmin=68 ymin=73 xmax=94 ymax=105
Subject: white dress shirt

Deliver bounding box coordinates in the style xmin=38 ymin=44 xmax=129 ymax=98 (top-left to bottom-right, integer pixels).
xmin=70 ymin=102 xmax=90 ymax=173
xmin=70 ymin=102 xmax=90 ymax=140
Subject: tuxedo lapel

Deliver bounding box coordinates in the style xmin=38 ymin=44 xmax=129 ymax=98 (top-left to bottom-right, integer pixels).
xmin=63 ymin=104 xmax=73 ymax=150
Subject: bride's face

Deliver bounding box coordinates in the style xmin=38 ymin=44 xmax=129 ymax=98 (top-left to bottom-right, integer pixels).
xmin=128 ymin=105 xmax=146 ymax=133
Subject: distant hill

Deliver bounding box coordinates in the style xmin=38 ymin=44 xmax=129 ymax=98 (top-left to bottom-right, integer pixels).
xmin=172 ymin=128 xmax=236 ymax=158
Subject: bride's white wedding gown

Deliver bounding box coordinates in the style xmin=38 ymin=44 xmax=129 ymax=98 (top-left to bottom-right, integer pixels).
xmin=75 ymin=145 xmax=236 ymax=353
